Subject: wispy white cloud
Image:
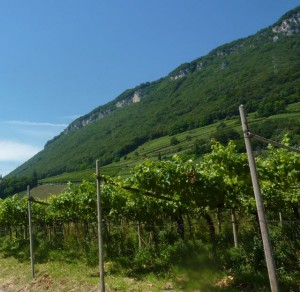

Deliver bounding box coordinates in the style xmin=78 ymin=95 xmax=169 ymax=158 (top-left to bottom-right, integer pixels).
xmin=0 ymin=140 xmax=40 ymax=162
xmin=3 ymin=120 xmax=68 ymax=127
xmin=0 ymin=120 xmax=67 ymax=175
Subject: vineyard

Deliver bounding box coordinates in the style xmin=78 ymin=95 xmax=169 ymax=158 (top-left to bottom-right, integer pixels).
xmin=0 ymin=139 xmax=299 ymax=290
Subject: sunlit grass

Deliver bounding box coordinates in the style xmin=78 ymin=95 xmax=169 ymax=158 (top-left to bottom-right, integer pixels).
xmin=0 ymin=256 xmax=180 ymax=291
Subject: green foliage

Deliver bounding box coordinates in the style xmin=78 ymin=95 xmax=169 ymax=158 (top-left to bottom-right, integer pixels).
xmin=169 ymin=136 xmax=180 ymax=146
xmin=127 ymin=155 xmax=224 ymax=210
xmin=251 ymin=118 xmax=300 ymax=149
xmin=0 ymin=237 xmax=30 ymax=260
xmin=0 ymin=138 xmax=300 ymax=289
xmin=210 ymin=125 xmax=241 ymax=145
xmin=0 ymin=195 xmax=28 ymax=226
xmin=200 ymin=141 xmax=253 ymax=210
xmin=47 ymin=181 xmax=97 ymax=222
xmin=257 ymin=135 xmax=300 ymax=211
xmin=0 ymin=175 xmax=37 ymax=198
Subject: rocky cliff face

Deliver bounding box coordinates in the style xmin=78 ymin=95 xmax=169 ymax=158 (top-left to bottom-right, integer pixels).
xmin=272 ymin=10 xmax=300 ymax=36
xmin=169 ymin=68 xmax=191 ymax=80
xmin=64 ymin=91 xmax=142 ymax=133
xmin=116 ymin=91 xmax=141 ymax=108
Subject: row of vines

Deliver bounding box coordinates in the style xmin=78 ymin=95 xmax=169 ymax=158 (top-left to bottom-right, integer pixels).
xmin=0 ymin=138 xmax=299 ymax=290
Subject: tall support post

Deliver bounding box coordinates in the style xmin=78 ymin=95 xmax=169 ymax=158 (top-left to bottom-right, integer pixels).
xmin=137 ymin=222 xmax=142 ymax=249
xmin=239 ymin=105 xmax=279 ymax=292
xmin=231 ymin=209 xmax=238 ymax=248
xmin=278 ymin=212 xmax=283 ymax=226
xmin=96 ymin=160 xmax=105 ymax=292
xmin=27 ymin=185 xmax=35 ymax=278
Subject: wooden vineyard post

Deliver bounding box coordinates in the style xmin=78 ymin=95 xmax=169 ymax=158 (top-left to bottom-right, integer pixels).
xmin=137 ymin=222 xmax=142 ymax=249
xmin=28 ymin=185 xmax=35 ymax=278
xmin=231 ymin=209 xmax=238 ymax=248
xmin=96 ymin=160 xmax=105 ymax=292
xmin=239 ymin=105 xmax=279 ymax=292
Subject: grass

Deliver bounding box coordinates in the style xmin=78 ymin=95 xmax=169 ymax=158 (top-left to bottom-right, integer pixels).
xmin=0 ymin=237 xmax=229 ymax=291
xmin=0 ymin=254 xmax=232 ymax=291
xmin=0 ymin=257 xmax=98 ymax=291
xmin=286 ymin=101 xmax=300 ymax=112
xmin=31 ymin=184 xmax=68 ymax=200
xmin=39 ymin=169 xmax=95 ymax=184
xmin=0 ymin=256 xmax=179 ymax=291
xmin=16 ymin=184 xmax=68 ymax=201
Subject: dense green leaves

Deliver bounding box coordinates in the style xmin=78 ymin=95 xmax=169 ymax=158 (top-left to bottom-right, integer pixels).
xmin=0 ymin=196 xmax=28 ymax=226
xmin=257 ymin=135 xmax=300 ymax=210
xmin=0 ymin=175 xmax=37 ymax=199
xmin=200 ymin=141 xmax=253 ymax=210
xmin=1 ymin=139 xmax=299 ymax=226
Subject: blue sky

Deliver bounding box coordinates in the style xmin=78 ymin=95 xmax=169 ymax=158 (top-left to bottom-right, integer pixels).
xmin=1 ymin=0 xmax=299 ymax=176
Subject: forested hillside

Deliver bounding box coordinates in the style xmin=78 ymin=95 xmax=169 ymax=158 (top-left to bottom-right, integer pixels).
xmin=8 ymin=6 xmax=300 ymax=180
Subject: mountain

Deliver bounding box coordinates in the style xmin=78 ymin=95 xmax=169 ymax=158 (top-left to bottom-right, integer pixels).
xmin=9 ymin=6 xmax=300 ymax=179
